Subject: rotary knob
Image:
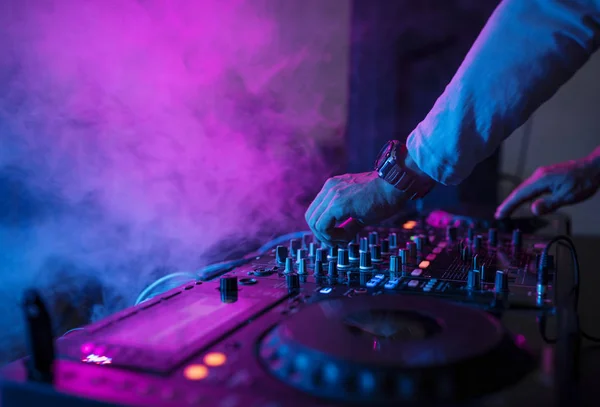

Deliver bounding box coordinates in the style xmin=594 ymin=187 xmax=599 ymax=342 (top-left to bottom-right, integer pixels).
xmin=415 ymin=235 xmax=427 ymax=252
xmin=328 ymin=246 xmax=339 ymax=260
xmin=296 ymin=249 xmax=307 ymax=264
xmin=389 ymin=255 xmax=400 ymax=274
xmin=337 ymin=249 xmax=350 ymax=268
xmin=286 ymin=273 xmax=300 ymax=291
xmin=348 ymin=243 xmax=360 ymax=261
xmin=284 ymin=257 xmax=295 ymax=274
xmin=275 ymin=245 xmax=288 ymax=264
xmin=328 ymin=261 xmax=338 ymax=277
xmin=289 ymin=239 xmax=301 ymax=256
xmin=388 ymin=233 xmax=398 ymax=249
xmin=297 ymin=258 xmax=308 ymax=275
xmin=398 ymin=249 xmax=408 ymax=265
xmin=494 ymin=270 xmax=509 ymax=293
xmin=315 ymin=248 xmax=327 ymax=263
xmin=406 ymin=242 xmax=417 ymax=259
xmin=467 ymin=270 xmax=481 ymax=291
xmin=368 ymin=231 xmax=379 ymax=245
xmin=359 ymin=251 xmax=372 ymax=270
xmin=370 ymin=244 xmax=382 ymax=263
xmin=380 ymin=238 xmax=390 ymax=254
xmin=473 ymin=235 xmax=483 ymax=252
xmin=220 ymin=276 xmax=238 ymax=294
xmin=308 ymin=242 xmax=318 ymax=257
xmin=359 ymin=237 xmax=369 ymax=253
xmin=313 ymin=260 xmax=324 ymax=276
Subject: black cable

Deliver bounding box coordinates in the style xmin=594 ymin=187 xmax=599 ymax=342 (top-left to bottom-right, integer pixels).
xmin=538 ymin=235 xmax=600 ymax=343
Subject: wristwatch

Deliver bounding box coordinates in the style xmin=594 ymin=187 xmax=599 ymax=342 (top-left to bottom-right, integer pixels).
xmin=374 ymin=140 xmax=435 ymax=200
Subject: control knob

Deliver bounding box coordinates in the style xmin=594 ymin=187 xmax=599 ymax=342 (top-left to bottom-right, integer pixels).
xmin=473 ymin=235 xmax=482 ymax=252
xmin=297 ymin=258 xmax=307 ymax=275
xmin=286 ymin=273 xmax=300 ymax=291
xmin=284 ymin=257 xmax=294 ymax=274
xmin=328 ymin=246 xmax=338 ymax=260
xmin=406 ymin=242 xmax=417 ymax=259
xmin=370 ymin=244 xmax=382 ymax=263
xmin=296 ymin=249 xmax=307 ymax=263
xmin=380 ymin=238 xmax=390 ymax=254
xmin=359 ymin=237 xmax=369 ymax=253
xmin=337 ymin=249 xmax=350 ymax=268
xmin=494 ymin=270 xmax=509 ymax=293
xmin=467 ymin=270 xmax=481 ymax=291
xmin=328 ymin=261 xmax=338 ymax=277
xmin=368 ymin=231 xmax=379 ymax=245
xmin=348 ymin=243 xmax=360 ymax=261
xmin=389 ymin=255 xmax=400 ymax=274
xmin=289 ymin=239 xmax=301 ymax=256
xmin=315 ymin=248 xmax=327 ymax=263
xmin=472 ymin=254 xmax=480 ymax=270
xmin=398 ymin=248 xmax=408 ymax=265
xmin=308 ymin=242 xmax=318 ymax=257
xmin=415 ymin=235 xmax=427 ymax=252
xmin=275 ymin=245 xmax=288 ymax=264
xmin=313 ymin=260 xmax=324 ymax=276
xmin=388 ymin=232 xmax=398 ymax=249
xmin=220 ymin=276 xmax=238 ymax=294
xmin=359 ymin=251 xmax=372 ymax=270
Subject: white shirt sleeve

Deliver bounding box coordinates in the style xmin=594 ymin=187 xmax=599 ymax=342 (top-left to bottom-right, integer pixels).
xmin=406 ymin=0 xmax=600 ymax=186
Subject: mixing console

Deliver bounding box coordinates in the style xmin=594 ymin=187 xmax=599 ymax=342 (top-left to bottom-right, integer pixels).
xmin=0 ymin=212 xmax=587 ymax=407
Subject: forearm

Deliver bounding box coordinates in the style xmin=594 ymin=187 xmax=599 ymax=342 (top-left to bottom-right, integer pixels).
xmin=406 ymin=0 xmax=600 ymax=186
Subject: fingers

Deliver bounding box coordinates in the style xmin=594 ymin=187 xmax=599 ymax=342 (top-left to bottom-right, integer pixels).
xmin=495 ymin=174 xmax=551 ymax=219
xmin=531 ymin=196 xmax=565 ymax=216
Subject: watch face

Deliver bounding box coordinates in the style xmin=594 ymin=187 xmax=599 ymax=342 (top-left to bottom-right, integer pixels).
xmin=374 ymin=141 xmax=395 ymax=170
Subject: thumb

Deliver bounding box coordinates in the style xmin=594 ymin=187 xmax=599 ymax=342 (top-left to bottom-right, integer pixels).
xmin=531 ymin=195 xmax=565 ymax=216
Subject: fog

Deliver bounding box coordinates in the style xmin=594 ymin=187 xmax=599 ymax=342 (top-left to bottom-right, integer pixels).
xmin=0 ymin=0 xmax=348 ymax=362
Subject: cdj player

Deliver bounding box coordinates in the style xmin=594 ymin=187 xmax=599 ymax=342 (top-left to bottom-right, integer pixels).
xmin=0 ymin=211 xmax=593 ymax=407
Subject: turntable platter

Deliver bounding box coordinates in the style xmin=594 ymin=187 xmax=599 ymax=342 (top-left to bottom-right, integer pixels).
xmin=258 ymin=296 xmax=535 ymax=405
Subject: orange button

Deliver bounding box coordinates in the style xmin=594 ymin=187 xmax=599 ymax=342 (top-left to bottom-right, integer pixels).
xmin=418 ymin=260 xmax=430 ymax=269
xmin=183 ymin=364 xmax=209 ymax=380
xmin=203 ymin=352 xmax=227 ymax=367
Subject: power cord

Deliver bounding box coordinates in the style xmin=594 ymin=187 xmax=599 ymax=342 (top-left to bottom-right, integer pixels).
xmin=538 ymin=235 xmax=600 ymax=343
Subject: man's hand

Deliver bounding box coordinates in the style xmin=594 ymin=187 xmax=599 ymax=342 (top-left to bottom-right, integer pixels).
xmin=495 ymin=155 xmax=600 ymax=219
xmin=305 ymin=171 xmax=408 ymax=246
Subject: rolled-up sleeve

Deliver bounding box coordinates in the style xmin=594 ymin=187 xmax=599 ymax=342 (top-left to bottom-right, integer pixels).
xmin=406 ymin=0 xmax=600 ymax=186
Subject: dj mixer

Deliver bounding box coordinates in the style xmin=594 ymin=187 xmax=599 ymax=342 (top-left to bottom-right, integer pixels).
xmin=0 ymin=211 xmax=591 ymax=407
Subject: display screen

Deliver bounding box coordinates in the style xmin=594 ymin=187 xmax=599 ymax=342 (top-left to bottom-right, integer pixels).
xmin=99 ymin=295 xmax=258 ymax=354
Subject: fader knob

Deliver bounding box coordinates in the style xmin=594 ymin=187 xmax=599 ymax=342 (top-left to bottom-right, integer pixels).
xmin=388 ymin=233 xmax=398 ymax=249
xmin=368 ymin=231 xmax=379 ymax=245
xmin=473 ymin=235 xmax=483 ymax=251
xmin=286 ymin=273 xmax=300 ymax=291
xmin=337 ymin=249 xmax=350 ymax=268
xmin=359 ymin=251 xmax=372 ymax=270
xmin=348 ymin=243 xmax=360 ymax=261
xmin=275 ymin=245 xmax=288 ymax=264
xmin=308 ymin=242 xmax=318 ymax=257
xmin=488 ymin=228 xmax=498 ymax=247
xmin=467 ymin=270 xmax=481 ymax=291
xmin=380 ymin=238 xmax=390 ymax=254
xmin=296 ymin=249 xmax=307 ymax=264
xmin=220 ymin=276 xmax=238 ymax=294
xmin=494 ymin=270 xmax=509 ymax=293
xmin=461 ymin=246 xmax=471 ymax=262
xmin=399 ymin=249 xmax=408 ymax=265
xmin=284 ymin=257 xmax=295 ymax=274
xmin=359 ymin=237 xmax=369 ymax=253
xmin=315 ymin=248 xmax=327 ymax=263
xmin=297 ymin=258 xmax=307 ymax=275
xmin=480 ymin=265 xmax=490 ymax=283
xmin=370 ymin=244 xmax=382 ymax=263
xmin=512 ymin=229 xmax=522 ymax=249
xmin=328 ymin=246 xmax=338 ymax=260
xmin=406 ymin=242 xmax=417 ymax=259
xmin=327 ymin=261 xmax=337 ymax=277
xmin=472 ymin=254 xmax=480 ymax=270
xmin=389 ymin=255 xmax=400 ymax=274
xmin=446 ymin=226 xmax=458 ymax=242
xmin=313 ymin=260 xmax=324 ymax=276
xmin=289 ymin=239 xmax=301 ymax=256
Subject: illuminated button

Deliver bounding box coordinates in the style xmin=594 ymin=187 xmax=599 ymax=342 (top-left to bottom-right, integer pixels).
xmin=373 ymin=274 xmax=385 ymax=280
xmin=423 ymin=286 xmax=431 ymax=292
xmin=384 ymin=278 xmax=400 ymax=289
xmin=426 ymin=254 xmax=436 ymax=261
xmin=432 ymin=247 xmax=442 ymax=254
xmin=184 ymin=364 xmax=209 ymax=381
xmin=410 ymin=235 xmax=416 ymax=241
xmin=408 ymin=280 xmax=419 ymax=288
xmin=418 ymin=260 xmax=430 ymax=269
xmin=411 ymin=269 xmax=422 ymax=276
xmin=366 ymin=279 xmax=381 ymax=288
xmin=438 ymin=241 xmax=447 ymax=248
xmin=203 ymin=352 xmax=227 ymax=367
xmin=319 ymin=287 xmax=333 ymax=294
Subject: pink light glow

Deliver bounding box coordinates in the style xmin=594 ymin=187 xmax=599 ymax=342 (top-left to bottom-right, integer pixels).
xmin=82 ymin=354 xmax=112 ymax=365
xmin=0 ymin=0 xmax=348 ymax=354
